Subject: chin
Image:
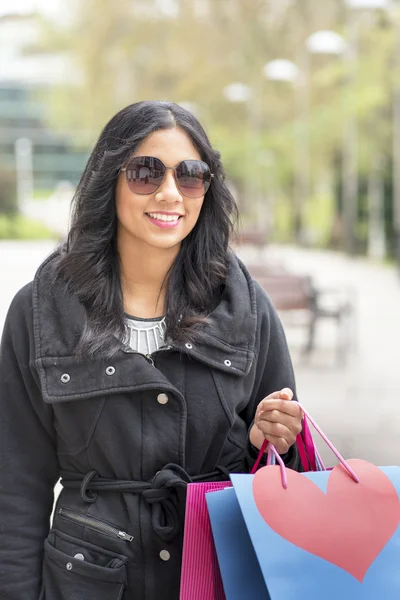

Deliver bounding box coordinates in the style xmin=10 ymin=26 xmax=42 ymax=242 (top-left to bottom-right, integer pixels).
xmin=147 ymin=236 xmax=183 ymax=250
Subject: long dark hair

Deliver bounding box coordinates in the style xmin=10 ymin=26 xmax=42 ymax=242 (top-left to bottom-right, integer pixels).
xmin=55 ymin=100 xmax=238 ymax=356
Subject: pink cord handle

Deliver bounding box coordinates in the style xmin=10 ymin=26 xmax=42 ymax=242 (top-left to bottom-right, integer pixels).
xmin=298 ymin=403 xmax=359 ymax=483
xmin=301 ymin=416 xmax=318 ymax=471
xmin=267 ymin=444 xmax=288 ymax=489
xmin=250 ymin=439 xmax=268 ymax=474
xmin=250 ymin=439 xmax=287 ymax=488
xmin=250 ymin=403 xmax=359 ymax=487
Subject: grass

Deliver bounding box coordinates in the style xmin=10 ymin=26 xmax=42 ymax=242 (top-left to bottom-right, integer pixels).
xmin=0 ymin=214 xmax=56 ymax=240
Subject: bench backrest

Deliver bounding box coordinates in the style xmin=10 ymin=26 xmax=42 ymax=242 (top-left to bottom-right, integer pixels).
xmin=253 ymin=274 xmax=314 ymax=311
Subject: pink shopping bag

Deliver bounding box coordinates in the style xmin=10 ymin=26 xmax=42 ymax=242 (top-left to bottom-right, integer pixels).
xmin=180 ymin=481 xmax=231 ymax=600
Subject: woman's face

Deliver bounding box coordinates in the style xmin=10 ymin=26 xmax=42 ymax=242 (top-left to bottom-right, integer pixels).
xmin=115 ymin=127 xmax=205 ymax=253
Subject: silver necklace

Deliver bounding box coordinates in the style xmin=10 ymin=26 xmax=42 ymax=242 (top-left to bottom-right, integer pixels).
xmin=125 ymin=316 xmax=166 ymax=354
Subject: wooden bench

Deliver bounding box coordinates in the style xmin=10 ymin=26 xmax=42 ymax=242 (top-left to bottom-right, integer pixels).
xmin=247 ymin=266 xmax=354 ymax=365
xmin=232 ymin=231 xmax=268 ymax=246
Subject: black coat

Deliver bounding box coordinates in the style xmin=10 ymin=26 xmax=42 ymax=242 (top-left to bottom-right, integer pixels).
xmin=0 ymin=250 xmax=300 ymax=600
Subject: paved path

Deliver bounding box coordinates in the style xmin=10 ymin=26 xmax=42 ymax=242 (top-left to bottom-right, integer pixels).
xmin=238 ymin=244 xmax=400 ymax=466
xmin=1 ymin=241 xmax=399 ymax=466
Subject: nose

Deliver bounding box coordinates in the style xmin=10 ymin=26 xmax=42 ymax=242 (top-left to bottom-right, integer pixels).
xmin=155 ymin=169 xmax=183 ymax=204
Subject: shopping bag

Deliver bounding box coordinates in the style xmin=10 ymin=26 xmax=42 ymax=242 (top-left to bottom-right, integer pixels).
xmin=207 ymin=405 xmax=400 ymax=600
xmin=180 ymin=452 xmax=281 ymax=598
xmin=180 ymin=481 xmax=231 ymax=600
xmin=180 ymin=409 xmax=320 ymax=599
xmin=206 ymin=486 xmax=270 ymax=599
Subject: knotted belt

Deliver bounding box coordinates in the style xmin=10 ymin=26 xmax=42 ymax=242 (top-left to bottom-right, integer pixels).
xmin=60 ymin=462 xmax=241 ymax=542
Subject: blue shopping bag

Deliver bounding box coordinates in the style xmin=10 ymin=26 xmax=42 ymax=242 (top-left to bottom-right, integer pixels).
xmin=206 ymin=486 xmax=269 ymax=599
xmin=206 ymin=407 xmax=400 ymax=600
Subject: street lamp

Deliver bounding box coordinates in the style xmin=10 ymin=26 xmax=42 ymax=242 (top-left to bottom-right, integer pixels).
xmin=306 ymin=31 xmax=347 ymax=55
xmin=14 ymin=138 xmax=33 ymax=210
xmin=263 ymin=59 xmax=305 ymax=242
xmin=302 ymin=31 xmax=347 ymax=247
xmin=223 ymin=82 xmax=255 ymax=214
xmin=223 ymin=82 xmax=252 ymax=104
xmin=264 ymin=31 xmax=346 ymax=245
xmin=343 ymin=0 xmax=391 ymax=256
xmin=263 ymin=60 xmax=300 ymax=83
xmin=392 ymin=7 xmax=400 ymax=276
xmin=346 ymin=0 xmax=389 ymax=7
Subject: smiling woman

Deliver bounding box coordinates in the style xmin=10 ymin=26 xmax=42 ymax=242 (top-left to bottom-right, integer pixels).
xmin=55 ymin=101 xmax=237 ymax=342
xmin=115 ymin=128 xmax=208 ymax=318
xmin=0 ymin=100 xmax=303 ymax=600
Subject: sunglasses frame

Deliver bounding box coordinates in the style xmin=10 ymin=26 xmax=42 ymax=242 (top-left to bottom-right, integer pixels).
xmin=120 ymin=156 xmax=214 ymax=198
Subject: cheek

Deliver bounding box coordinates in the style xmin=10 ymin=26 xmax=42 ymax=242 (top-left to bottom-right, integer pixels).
xmin=115 ymin=186 xmax=143 ymax=224
xmin=186 ymin=199 xmax=204 ymax=226
xmin=115 ymin=179 xmax=129 ymax=221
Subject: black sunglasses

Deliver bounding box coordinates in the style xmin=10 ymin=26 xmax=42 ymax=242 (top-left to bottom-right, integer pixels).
xmin=121 ymin=156 xmax=213 ymax=199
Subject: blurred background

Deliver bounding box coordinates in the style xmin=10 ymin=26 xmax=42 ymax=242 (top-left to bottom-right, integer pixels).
xmin=1 ymin=0 xmax=400 ymax=464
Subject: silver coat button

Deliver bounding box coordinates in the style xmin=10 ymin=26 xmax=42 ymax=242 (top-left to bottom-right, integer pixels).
xmin=74 ymin=553 xmax=85 ymax=561
xmin=61 ymin=374 xmax=70 ymax=383
xmin=159 ymin=549 xmax=171 ymax=561
xmin=66 ymin=562 xmax=73 ymax=570
xmin=157 ymin=393 xmax=169 ymax=405
xmin=185 ymin=343 xmax=193 ymax=349
xmin=106 ymin=366 xmax=116 ymax=376
xmin=224 ymin=359 xmax=232 ymax=367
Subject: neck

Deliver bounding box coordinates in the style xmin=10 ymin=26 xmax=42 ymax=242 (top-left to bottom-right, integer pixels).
xmin=118 ymin=236 xmax=180 ymax=318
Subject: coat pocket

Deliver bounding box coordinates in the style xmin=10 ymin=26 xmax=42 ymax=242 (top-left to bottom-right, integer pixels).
xmin=42 ymin=529 xmax=127 ymax=600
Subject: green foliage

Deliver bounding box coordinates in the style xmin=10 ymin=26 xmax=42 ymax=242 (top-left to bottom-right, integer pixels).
xmin=35 ymin=0 xmax=400 ymax=255
xmin=0 ymin=169 xmax=17 ymax=215
xmin=0 ymin=215 xmax=55 ymax=240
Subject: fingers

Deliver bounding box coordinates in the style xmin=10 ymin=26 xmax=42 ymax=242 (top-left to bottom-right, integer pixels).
xmin=257 ymin=409 xmax=302 ymax=435
xmin=254 ymin=389 xmax=303 ymax=455
xmin=257 ymin=398 xmax=302 ymax=420
xmin=280 ymin=387 xmax=293 ymax=400
xmin=260 ymin=435 xmax=291 ymax=455
xmin=255 ymin=419 xmax=299 ymax=454
xmin=263 ymin=387 xmax=293 ymax=402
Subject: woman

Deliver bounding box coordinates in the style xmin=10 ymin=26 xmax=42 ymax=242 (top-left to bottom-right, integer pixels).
xmin=0 ymin=100 xmax=302 ymax=599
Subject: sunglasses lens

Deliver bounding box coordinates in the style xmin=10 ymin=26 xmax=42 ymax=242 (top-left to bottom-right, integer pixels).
xmin=176 ymin=160 xmax=211 ymax=198
xmin=125 ymin=157 xmax=164 ymax=194
xmin=124 ymin=157 xmax=212 ymax=197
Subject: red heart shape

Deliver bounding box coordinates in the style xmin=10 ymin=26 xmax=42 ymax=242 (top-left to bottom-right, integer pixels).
xmin=253 ymin=460 xmax=400 ymax=582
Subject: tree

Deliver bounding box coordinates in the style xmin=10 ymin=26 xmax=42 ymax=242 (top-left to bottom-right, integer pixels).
xmin=36 ymin=0 xmax=400 ymax=254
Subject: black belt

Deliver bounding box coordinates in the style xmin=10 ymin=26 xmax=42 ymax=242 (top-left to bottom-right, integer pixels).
xmin=60 ymin=462 xmax=240 ymax=542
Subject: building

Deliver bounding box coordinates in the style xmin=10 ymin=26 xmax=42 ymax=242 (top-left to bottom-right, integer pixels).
xmin=0 ymin=13 xmax=89 ymax=194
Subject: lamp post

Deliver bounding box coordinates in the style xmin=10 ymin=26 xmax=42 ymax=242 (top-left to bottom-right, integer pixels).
xmin=14 ymin=137 xmax=33 ymax=210
xmin=263 ymin=59 xmax=304 ymax=243
xmin=392 ymin=5 xmax=400 ymax=276
xmin=264 ymin=32 xmax=345 ymax=245
xmin=223 ymin=82 xmax=254 ymax=214
xmin=343 ymin=0 xmax=391 ymax=256
xmin=303 ymin=32 xmax=347 ymax=246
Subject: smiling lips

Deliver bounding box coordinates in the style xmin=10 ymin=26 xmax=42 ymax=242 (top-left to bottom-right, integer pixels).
xmin=145 ymin=212 xmax=183 ymax=229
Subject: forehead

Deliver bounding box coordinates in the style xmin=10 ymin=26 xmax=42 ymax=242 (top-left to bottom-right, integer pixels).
xmin=132 ymin=127 xmax=202 ymax=165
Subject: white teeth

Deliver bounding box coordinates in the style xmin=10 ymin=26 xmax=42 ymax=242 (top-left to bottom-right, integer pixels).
xmin=147 ymin=213 xmax=181 ymax=222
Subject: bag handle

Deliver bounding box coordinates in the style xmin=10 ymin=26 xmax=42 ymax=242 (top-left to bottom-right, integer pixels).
xmin=299 ymin=416 xmax=318 ymax=471
xmin=250 ymin=440 xmax=288 ymax=487
xmin=251 ymin=403 xmax=359 ymax=486
xmin=299 ymin=404 xmax=358 ymax=482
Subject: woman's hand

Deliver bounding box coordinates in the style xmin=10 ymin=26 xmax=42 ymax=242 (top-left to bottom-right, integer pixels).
xmin=250 ymin=388 xmax=303 ymax=455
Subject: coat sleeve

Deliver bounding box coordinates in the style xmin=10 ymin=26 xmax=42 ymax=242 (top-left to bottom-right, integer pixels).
xmin=0 ymin=284 xmax=59 ymax=599
xmin=241 ymin=280 xmax=301 ymax=472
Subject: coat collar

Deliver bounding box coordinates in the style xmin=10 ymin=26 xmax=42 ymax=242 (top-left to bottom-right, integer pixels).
xmin=32 ymin=249 xmax=257 ymax=378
